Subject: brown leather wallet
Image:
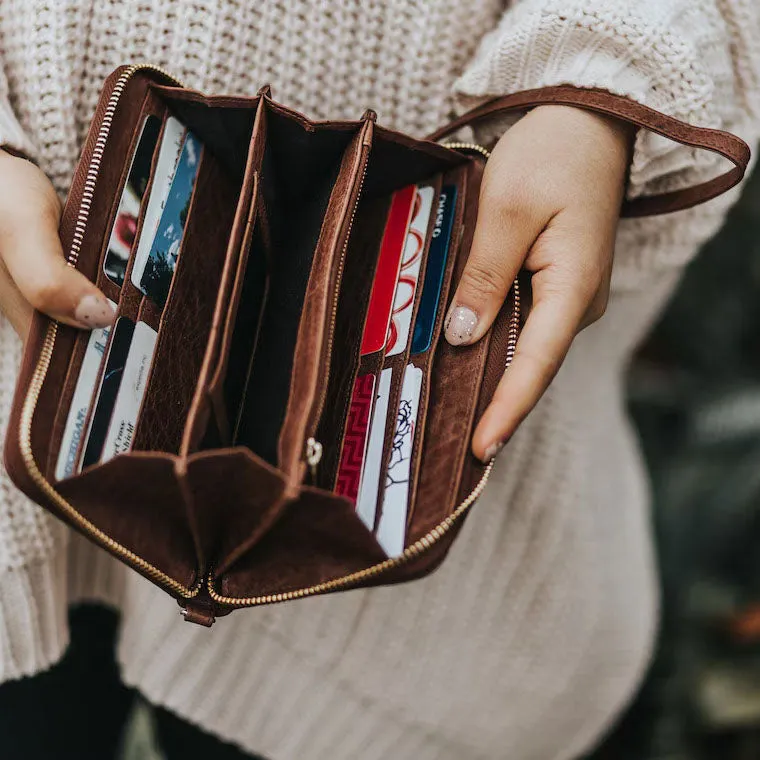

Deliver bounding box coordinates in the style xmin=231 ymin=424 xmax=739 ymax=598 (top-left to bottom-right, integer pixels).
xmin=3 ymin=65 xmax=750 ymax=626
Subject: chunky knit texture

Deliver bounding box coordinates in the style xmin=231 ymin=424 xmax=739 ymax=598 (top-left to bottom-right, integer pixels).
xmin=0 ymin=2 xmax=759 ymax=759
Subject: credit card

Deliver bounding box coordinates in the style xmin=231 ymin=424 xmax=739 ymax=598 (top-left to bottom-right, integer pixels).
xmin=80 ymin=317 xmax=135 ymax=471
xmin=103 ymin=114 xmax=162 ymax=287
xmin=385 ymin=185 xmax=435 ymax=357
xmin=411 ymin=185 xmax=458 ymax=354
xmin=55 ymin=302 xmax=117 ymax=480
xmin=355 ymin=366 xmax=392 ymax=531
xmin=360 ymin=185 xmax=416 ymax=356
xmin=137 ymin=130 xmax=201 ymax=308
xmin=375 ymin=363 xmax=423 ymax=557
xmin=130 ymin=116 xmax=186 ymax=294
xmin=335 ymin=373 xmax=376 ymax=503
xmin=100 ymin=321 xmax=158 ymax=463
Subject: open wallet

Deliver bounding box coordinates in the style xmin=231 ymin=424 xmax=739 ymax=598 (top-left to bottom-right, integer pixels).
xmin=3 ymin=65 xmax=750 ymax=626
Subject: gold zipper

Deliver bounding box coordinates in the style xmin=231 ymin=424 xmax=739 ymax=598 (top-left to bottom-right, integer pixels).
xmin=302 ymin=118 xmax=374 ymax=467
xmin=19 ymin=63 xmax=200 ymax=599
xmin=210 ymin=139 xmax=521 ymax=607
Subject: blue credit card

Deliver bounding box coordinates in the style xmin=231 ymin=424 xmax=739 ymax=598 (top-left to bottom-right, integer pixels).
xmin=411 ymin=185 xmax=458 ymax=354
xmin=139 ymin=130 xmax=202 ymax=308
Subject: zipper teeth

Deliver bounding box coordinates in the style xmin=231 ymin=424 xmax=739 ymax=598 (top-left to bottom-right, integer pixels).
xmin=307 ymin=130 xmax=372 ymax=437
xmin=19 ymin=64 xmax=199 ymax=599
xmin=208 ymin=459 xmax=496 ymax=607
xmin=209 ymin=140 xmax=522 ymax=608
xmin=443 ymin=141 xmax=492 ymax=161
xmin=208 ymin=283 xmax=520 ymax=608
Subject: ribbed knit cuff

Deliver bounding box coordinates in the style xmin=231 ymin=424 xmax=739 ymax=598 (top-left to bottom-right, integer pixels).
xmin=453 ymin=1 xmax=738 ymax=202
xmin=0 ymin=548 xmax=69 ymax=682
xmin=0 ymin=94 xmax=35 ymax=160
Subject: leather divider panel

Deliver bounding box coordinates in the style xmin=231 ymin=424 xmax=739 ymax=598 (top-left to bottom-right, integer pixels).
xmin=209 ymin=123 xmax=376 ymax=575
xmin=44 ymin=85 xmax=166 ymax=480
xmin=185 ymin=448 xmax=290 ymax=579
xmin=183 ymin=97 xmax=267 ymax=454
xmin=455 ymin=286 xmax=519 ymax=503
xmin=130 ymin=145 xmax=241 ymax=454
xmin=214 ymin=188 xmax=269 ymax=446
xmin=55 ymin=453 xmax=198 ymax=590
xmin=215 ymin=486 xmax=388 ymax=597
xmin=406 ymin=160 xmax=492 ymax=543
xmin=247 ymin=113 xmax=370 ymax=476
xmin=313 ymin=192 xmax=393 ymax=490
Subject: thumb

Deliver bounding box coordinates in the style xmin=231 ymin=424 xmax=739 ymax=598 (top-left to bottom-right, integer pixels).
xmin=0 ymin=205 xmax=114 ymax=330
xmin=444 ymin=175 xmax=543 ymax=347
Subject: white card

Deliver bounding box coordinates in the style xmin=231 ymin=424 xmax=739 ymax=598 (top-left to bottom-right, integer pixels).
xmin=375 ymin=363 xmax=423 ymax=557
xmin=100 ymin=320 xmax=158 ymax=463
xmin=54 ymin=303 xmax=117 ymax=480
xmin=130 ymin=116 xmax=185 ymax=291
xmin=355 ymin=366 xmax=393 ymax=531
xmin=386 ymin=186 xmax=435 ymax=357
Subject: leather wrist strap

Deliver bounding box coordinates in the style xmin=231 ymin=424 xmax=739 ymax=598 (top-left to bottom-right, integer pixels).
xmin=429 ymin=85 xmax=752 ymax=218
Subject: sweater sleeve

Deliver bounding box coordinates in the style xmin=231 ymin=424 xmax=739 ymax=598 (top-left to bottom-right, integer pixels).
xmin=0 ymin=64 xmax=36 ymax=159
xmin=453 ymin=0 xmax=760 ymax=204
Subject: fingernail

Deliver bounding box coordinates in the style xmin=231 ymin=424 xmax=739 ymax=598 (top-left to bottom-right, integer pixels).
xmin=74 ymin=294 xmax=115 ymax=329
xmin=445 ymin=305 xmax=479 ymax=346
xmin=483 ymin=440 xmax=505 ymax=462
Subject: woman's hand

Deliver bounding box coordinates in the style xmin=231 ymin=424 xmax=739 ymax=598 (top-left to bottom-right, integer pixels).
xmin=444 ymin=105 xmax=632 ymax=461
xmin=0 ymin=149 xmax=114 ymax=339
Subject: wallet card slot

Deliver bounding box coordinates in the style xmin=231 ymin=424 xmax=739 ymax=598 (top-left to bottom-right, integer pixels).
xmin=313 ymin=193 xmax=394 ymax=489
xmin=48 ymin=256 xmax=159 ymax=480
xmin=405 ymin=160 xmax=495 ymax=542
xmin=401 ymin=167 xmax=468 ymax=533
xmin=341 ymin=178 xmax=443 ymax=546
xmin=94 ymin=92 xmax=170 ymax=301
xmin=130 ymin=146 xmax=242 ymax=455
xmin=45 ymin=94 xmax=169 ymax=477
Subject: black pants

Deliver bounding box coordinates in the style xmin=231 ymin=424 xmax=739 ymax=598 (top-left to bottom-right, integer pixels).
xmin=0 ymin=605 xmax=263 ymax=760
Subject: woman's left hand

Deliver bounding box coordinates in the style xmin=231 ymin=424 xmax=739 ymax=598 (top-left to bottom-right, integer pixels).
xmin=444 ymin=105 xmax=632 ymax=461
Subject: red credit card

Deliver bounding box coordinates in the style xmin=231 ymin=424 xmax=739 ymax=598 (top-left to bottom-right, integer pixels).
xmin=360 ymin=185 xmax=416 ymax=356
xmin=336 ymin=373 xmax=376 ymax=503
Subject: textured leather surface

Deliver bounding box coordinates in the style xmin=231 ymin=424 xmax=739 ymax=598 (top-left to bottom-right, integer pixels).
xmin=131 ymin=147 xmax=240 ymax=455
xmin=3 ymin=67 xmax=751 ymax=622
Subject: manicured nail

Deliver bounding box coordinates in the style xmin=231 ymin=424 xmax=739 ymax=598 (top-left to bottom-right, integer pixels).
xmin=483 ymin=440 xmax=505 ymax=462
xmin=445 ymin=305 xmax=479 ymax=345
xmin=74 ymin=294 xmax=115 ymax=329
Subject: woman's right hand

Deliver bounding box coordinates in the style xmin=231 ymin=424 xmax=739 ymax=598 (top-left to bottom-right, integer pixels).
xmin=0 ymin=149 xmax=114 ymax=339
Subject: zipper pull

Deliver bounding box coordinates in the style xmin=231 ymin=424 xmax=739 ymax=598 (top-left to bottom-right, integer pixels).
xmin=305 ymin=437 xmax=323 ymax=480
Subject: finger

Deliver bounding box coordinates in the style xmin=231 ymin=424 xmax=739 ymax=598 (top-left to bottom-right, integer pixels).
xmin=444 ymin=174 xmax=547 ymax=347
xmin=472 ymin=272 xmax=589 ymax=461
xmin=0 ymin=258 xmax=33 ymax=339
xmin=0 ymin=206 xmax=114 ymax=329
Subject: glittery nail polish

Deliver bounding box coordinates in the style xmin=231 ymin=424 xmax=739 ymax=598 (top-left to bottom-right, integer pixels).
xmin=445 ymin=305 xmax=479 ymax=345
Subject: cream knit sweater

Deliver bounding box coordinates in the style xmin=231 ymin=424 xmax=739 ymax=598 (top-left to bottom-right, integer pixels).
xmin=1 ymin=2 xmax=759 ymax=759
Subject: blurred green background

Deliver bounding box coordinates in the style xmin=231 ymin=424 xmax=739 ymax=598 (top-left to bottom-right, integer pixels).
xmin=589 ymin=166 xmax=760 ymax=758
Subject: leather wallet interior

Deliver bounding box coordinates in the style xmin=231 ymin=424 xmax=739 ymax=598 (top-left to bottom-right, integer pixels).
xmin=5 ymin=65 xmax=750 ymax=622
xmin=4 ymin=68 xmax=519 ymax=617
